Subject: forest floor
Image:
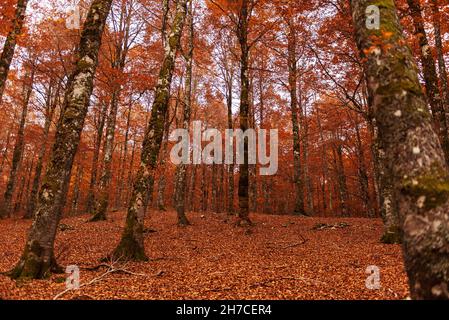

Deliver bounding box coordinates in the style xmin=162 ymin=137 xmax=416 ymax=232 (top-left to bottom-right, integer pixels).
xmin=0 ymin=211 xmax=409 ymax=300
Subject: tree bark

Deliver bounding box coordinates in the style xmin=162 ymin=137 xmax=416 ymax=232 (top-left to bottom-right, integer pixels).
xmin=0 ymin=0 xmax=29 ymax=102
xmin=9 ymin=0 xmax=113 ymax=279
xmin=111 ymin=0 xmax=188 ymax=261
xmin=351 ymin=0 xmax=449 ymax=299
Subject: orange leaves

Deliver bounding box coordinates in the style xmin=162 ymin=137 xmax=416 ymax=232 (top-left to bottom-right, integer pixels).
xmin=0 ymin=211 xmax=409 ymax=299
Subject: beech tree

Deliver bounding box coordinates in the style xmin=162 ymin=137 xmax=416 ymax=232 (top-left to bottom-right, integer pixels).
xmin=351 ymin=0 xmax=449 ymax=299
xmin=111 ymin=0 xmax=189 ymax=261
xmin=9 ymin=0 xmax=113 ymax=279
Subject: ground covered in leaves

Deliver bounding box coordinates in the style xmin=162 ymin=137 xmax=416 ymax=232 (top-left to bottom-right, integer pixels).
xmin=0 ymin=211 xmax=409 ymax=300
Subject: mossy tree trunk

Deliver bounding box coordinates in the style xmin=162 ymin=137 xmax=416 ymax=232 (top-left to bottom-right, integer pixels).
xmin=351 ymin=0 xmax=449 ymax=299
xmin=406 ymin=0 xmax=449 ymax=165
xmin=174 ymin=0 xmax=193 ymax=226
xmin=8 ymin=0 xmax=113 ymax=280
xmin=111 ymin=0 xmax=188 ymax=261
xmin=0 ymin=68 xmax=34 ymax=219
xmin=0 ymin=0 xmax=29 ymax=102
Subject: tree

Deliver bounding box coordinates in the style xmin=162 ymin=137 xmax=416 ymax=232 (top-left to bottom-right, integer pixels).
xmin=0 ymin=0 xmax=29 ymax=102
xmin=406 ymin=0 xmax=449 ymax=165
xmin=9 ymin=0 xmax=114 ymax=279
xmin=351 ymin=0 xmax=449 ymax=299
xmin=174 ymin=0 xmax=194 ymax=226
xmin=110 ymin=0 xmax=189 ymax=261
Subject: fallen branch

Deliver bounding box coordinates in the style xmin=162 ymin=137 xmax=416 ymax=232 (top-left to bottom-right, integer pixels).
xmin=53 ymin=258 xmax=148 ymax=300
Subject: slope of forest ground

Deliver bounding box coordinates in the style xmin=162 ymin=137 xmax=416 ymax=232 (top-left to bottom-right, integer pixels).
xmin=0 ymin=211 xmax=409 ymax=300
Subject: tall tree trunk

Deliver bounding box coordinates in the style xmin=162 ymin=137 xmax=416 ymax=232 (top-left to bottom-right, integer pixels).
xmin=174 ymin=2 xmax=193 ymax=225
xmin=236 ymin=0 xmax=251 ymax=225
xmin=116 ymin=102 xmax=132 ymax=208
xmin=0 ymin=0 xmax=29 ymax=102
xmin=111 ymin=0 xmax=188 ymax=261
xmin=351 ymin=0 xmax=449 ymax=299
xmin=226 ymin=78 xmax=234 ymax=215
xmin=287 ymin=19 xmax=305 ymax=216
xmin=407 ymin=0 xmax=449 ymax=165
xmin=91 ymin=91 xmax=120 ymax=221
xmin=0 ymin=68 xmax=34 ymax=218
xmin=9 ymin=0 xmax=113 ymax=279
xmin=25 ymin=82 xmax=58 ymax=219
xmin=85 ymin=102 xmax=108 ymax=213
xmin=316 ymin=108 xmax=329 ymax=214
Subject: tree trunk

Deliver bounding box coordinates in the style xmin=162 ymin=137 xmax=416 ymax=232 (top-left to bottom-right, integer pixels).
xmin=351 ymin=0 xmax=449 ymax=299
xmin=407 ymin=0 xmax=449 ymax=165
xmin=85 ymin=102 xmax=108 ymax=213
xmin=0 ymin=0 xmax=29 ymax=102
xmin=236 ymin=0 xmax=251 ymax=225
xmin=287 ymin=19 xmax=305 ymax=216
xmin=9 ymin=0 xmax=113 ymax=279
xmin=1 ymin=68 xmax=34 ymax=218
xmin=111 ymin=0 xmax=188 ymax=261
xmin=174 ymin=2 xmax=193 ymax=225
xmin=226 ymin=78 xmax=234 ymax=215
xmin=25 ymin=82 xmax=58 ymax=219
xmin=90 ymin=91 xmax=120 ymax=221
xmin=354 ymin=118 xmax=373 ymax=217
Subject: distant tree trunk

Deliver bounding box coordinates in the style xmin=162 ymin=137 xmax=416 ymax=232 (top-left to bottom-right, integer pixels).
xmin=333 ymin=133 xmax=349 ymax=217
xmin=174 ymin=2 xmax=193 ymax=225
xmin=351 ymin=0 xmax=449 ymax=299
xmin=9 ymin=0 xmax=113 ymax=280
xmin=0 ymin=68 xmax=34 ymax=218
xmin=91 ymin=91 xmax=120 ymax=221
xmin=25 ymin=82 xmax=58 ymax=219
xmin=116 ymin=102 xmax=132 ymax=208
xmin=0 ymin=126 xmax=12 ymax=179
xmin=85 ymin=102 xmax=108 ymax=213
xmin=0 ymin=0 xmax=29 ymax=102
xmin=70 ymin=161 xmax=83 ymax=216
xmin=111 ymin=0 xmax=188 ymax=261
xmin=287 ymin=18 xmax=305 ymax=216
xmin=125 ymin=139 xmax=136 ymax=206
xmin=316 ymin=108 xmax=329 ymax=214
xmin=188 ymin=164 xmax=196 ymax=211
xmin=430 ymin=0 xmax=449 ymax=112
xmin=226 ymin=77 xmax=234 ymax=215
xmin=201 ymin=164 xmax=208 ymax=212
xmin=299 ymin=83 xmax=313 ymax=215
xmin=14 ymin=155 xmax=33 ymax=213
xmin=406 ymin=0 xmax=449 ymax=165
xmin=236 ymin=0 xmax=251 ymax=225
xmin=354 ymin=118 xmax=373 ymax=217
